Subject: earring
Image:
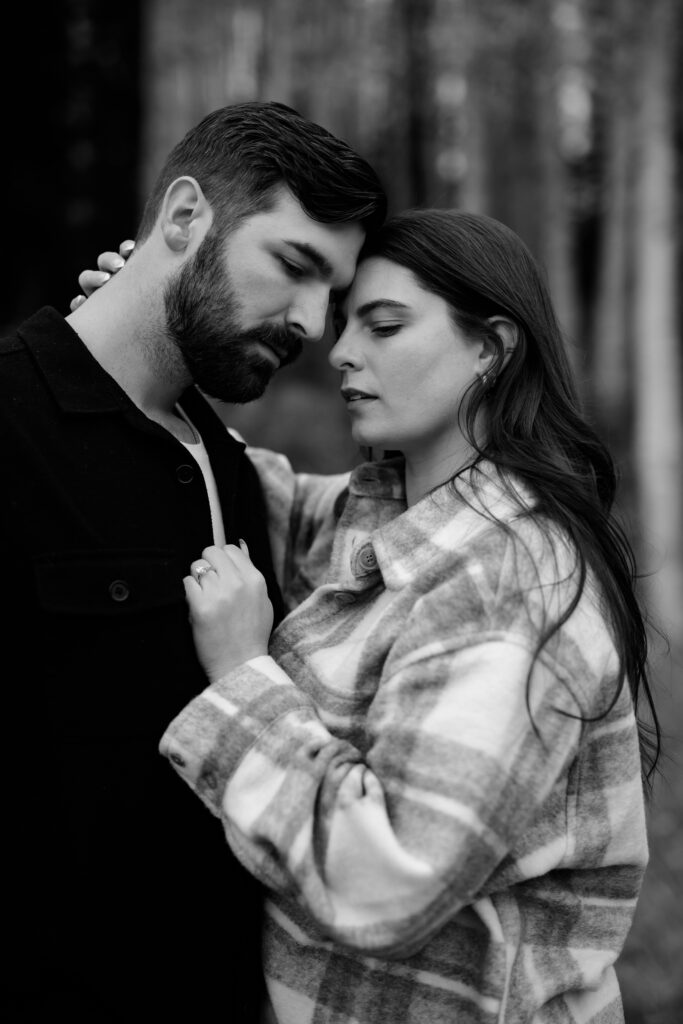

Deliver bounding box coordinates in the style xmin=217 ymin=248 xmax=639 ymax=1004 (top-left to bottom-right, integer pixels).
xmin=480 ymin=370 xmax=496 ymax=389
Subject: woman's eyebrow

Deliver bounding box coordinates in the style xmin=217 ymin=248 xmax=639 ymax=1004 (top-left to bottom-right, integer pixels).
xmin=356 ymin=299 xmax=410 ymax=317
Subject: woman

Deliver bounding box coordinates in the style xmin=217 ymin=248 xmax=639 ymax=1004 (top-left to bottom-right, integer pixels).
xmin=84 ymin=211 xmax=659 ymax=1023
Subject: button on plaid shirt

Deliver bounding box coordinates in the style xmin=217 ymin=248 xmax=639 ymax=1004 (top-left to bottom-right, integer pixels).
xmin=161 ymin=451 xmax=648 ymax=1024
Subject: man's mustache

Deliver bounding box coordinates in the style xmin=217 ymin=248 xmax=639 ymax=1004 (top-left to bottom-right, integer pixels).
xmin=247 ymin=322 xmax=303 ymax=367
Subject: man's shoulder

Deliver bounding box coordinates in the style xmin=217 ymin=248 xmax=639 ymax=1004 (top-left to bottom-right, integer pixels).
xmin=0 ymin=307 xmax=65 ymax=360
xmin=0 ymin=325 xmax=25 ymax=358
xmin=0 ymin=322 xmax=32 ymax=379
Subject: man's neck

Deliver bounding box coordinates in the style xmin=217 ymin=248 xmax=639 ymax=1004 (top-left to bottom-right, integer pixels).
xmin=66 ymin=273 xmax=191 ymax=421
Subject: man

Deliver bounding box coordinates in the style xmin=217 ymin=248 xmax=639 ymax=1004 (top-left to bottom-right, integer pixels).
xmin=1 ymin=101 xmax=386 ymax=1021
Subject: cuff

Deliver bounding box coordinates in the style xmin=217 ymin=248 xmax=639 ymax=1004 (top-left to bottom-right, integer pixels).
xmin=159 ymin=656 xmax=310 ymax=812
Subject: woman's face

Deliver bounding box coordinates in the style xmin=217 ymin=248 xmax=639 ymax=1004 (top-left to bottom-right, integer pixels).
xmin=329 ymin=256 xmax=487 ymax=460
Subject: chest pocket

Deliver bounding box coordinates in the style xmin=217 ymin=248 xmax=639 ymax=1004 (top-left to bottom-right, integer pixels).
xmin=33 ymin=548 xmax=184 ymax=615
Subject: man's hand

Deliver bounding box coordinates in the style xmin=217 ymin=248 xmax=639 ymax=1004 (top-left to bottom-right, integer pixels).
xmin=70 ymin=239 xmax=136 ymax=311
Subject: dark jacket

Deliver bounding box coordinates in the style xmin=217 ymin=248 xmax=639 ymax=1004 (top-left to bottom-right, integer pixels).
xmin=0 ymin=308 xmax=282 ymax=1021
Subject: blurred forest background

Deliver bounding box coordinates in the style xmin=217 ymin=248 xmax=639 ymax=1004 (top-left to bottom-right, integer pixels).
xmin=1 ymin=0 xmax=681 ymax=1019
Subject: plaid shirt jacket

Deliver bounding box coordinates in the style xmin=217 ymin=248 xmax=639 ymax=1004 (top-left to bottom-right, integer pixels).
xmin=161 ymin=451 xmax=648 ymax=1024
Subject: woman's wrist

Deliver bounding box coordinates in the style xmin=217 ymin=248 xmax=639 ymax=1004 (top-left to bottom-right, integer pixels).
xmin=207 ymin=646 xmax=269 ymax=683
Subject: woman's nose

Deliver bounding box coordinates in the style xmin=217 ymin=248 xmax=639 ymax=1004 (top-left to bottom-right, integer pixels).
xmin=328 ymin=325 xmax=362 ymax=370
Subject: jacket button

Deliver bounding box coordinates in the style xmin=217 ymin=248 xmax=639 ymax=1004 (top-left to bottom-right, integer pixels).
xmin=351 ymin=542 xmax=378 ymax=578
xmin=108 ymin=579 xmax=130 ymax=602
xmin=334 ymin=591 xmax=356 ymax=606
xmin=176 ymin=463 xmax=195 ymax=484
xmin=169 ymin=752 xmax=186 ymax=768
xmin=358 ymin=545 xmax=377 ymax=571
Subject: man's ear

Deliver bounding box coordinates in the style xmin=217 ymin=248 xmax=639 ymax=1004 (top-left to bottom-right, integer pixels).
xmin=480 ymin=316 xmax=519 ymax=376
xmin=159 ymin=176 xmax=212 ymax=254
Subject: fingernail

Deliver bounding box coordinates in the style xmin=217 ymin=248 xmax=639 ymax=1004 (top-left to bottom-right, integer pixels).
xmin=99 ymin=272 xmax=111 ymax=282
xmin=112 ymin=257 xmax=125 ymax=269
xmin=121 ymin=240 xmax=135 ymax=253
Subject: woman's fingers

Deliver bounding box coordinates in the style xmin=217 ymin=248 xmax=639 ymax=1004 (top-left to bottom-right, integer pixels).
xmin=76 ymin=268 xmax=110 ymax=297
xmin=70 ymin=240 xmax=134 ymax=311
xmin=221 ymin=541 xmax=259 ymax=576
xmin=187 ymin=544 xmax=264 ymax=593
xmin=183 ymin=574 xmax=202 ymax=599
xmin=184 ymin=545 xmax=273 ymax=681
xmin=97 ymin=251 xmax=126 ymax=273
xmin=189 ymin=562 xmax=218 ymax=585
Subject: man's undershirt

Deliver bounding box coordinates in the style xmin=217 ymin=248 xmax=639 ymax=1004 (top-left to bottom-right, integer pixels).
xmin=175 ymin=404 xmax=227 ymax=547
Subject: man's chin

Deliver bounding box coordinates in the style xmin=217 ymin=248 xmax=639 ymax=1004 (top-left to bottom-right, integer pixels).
xmin=196 ymin=365 xmax=274 ymax=405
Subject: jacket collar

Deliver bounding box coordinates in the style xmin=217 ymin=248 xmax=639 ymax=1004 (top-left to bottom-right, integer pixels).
xmin=17 ymin=307 xmax=133 ymax=414
xmin=16 ymin=306 xmax=246 ymax=454
xmin=339 ymin=458 xmax=537 ymax=591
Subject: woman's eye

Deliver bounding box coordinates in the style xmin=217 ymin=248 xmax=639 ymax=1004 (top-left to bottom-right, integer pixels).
xmin=370 ymin=323 xmax=401 ymax=337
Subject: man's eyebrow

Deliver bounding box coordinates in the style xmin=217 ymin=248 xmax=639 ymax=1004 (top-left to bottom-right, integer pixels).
xmin=283 ymin=240 xmax=333 ymax=278
xmin=356 ymin=299 xmax=410 ymax=317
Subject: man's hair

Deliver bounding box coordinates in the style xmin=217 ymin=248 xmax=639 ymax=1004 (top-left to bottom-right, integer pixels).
xmin=136 ymin=101 xmax=387 ymax=241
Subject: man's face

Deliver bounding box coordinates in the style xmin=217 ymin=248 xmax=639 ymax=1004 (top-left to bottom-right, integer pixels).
xmin=164 ymin=186 xmax=365 ymax=403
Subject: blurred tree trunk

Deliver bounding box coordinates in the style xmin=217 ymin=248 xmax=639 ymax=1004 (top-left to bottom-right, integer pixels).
xmin=140 ymin=0 xmax=267 ymax=197
xmin=631 ymin=0 xmax=683 ymax=623
xmin=395 ymin=0 xmax=439 ymax=207
xmin=618 ymin=13 xmax=683 ymax=1016
xmin=532 ymin=0 xmax=580 ymax=360
xmin=459 ymin=2 xmax=493 ymax=214
xmin=590 ymin=0 xmax=635 ymax=442
xmin=260 ymin=0 xmax=296 ymax=105
xmin=459 ymin=0 xmax=579 ymax=356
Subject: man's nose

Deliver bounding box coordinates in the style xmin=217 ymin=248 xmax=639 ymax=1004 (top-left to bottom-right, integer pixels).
xmin=285 ymin=289 xmax=329 ymax=343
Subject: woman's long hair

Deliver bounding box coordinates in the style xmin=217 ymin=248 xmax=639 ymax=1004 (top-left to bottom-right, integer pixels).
xmin=360 ymin=209 xmax=660 ymax=787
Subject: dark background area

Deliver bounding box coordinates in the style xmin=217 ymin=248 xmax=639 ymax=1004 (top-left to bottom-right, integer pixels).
xmin=1 ymin=1 xmax=141 ymax=329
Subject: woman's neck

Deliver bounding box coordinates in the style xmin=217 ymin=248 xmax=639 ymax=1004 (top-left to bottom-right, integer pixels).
xmin=403 ymin=437 xmax=476 ymax=507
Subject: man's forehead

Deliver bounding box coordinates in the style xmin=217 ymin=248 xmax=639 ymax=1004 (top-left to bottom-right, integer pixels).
xmin=252 ymin=187 xmax=364 ymax=283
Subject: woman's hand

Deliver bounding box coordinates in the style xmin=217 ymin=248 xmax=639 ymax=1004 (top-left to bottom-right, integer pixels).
xmin=185 ymin=541 xmax=274 ymax=684
xmin=70 ymin=239 xmax=136 ymax=311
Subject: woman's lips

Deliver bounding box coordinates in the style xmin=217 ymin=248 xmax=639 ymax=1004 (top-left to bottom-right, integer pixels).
xmin=341 ymin=387 xmax=377 ymax=403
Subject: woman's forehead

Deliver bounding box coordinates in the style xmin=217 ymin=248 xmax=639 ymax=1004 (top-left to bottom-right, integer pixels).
xmin=347 ymin=257 xmax=419 ymax=305
xmin=345 ymin=257 xmax=436 ymax=315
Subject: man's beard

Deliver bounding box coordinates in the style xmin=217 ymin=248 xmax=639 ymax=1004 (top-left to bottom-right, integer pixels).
xmin=164 ymin=231 xmax=302 ymax=403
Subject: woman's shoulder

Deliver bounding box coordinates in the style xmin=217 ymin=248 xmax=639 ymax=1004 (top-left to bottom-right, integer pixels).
xmin=461 ymin=464 xmax=580 ymax=574
xmin=236 ymin=441 xmax=351 ymax=597
xmin=434 ymin=467 xmax=617 ymax=659
xmin=243 ymin=443 xmax=351 ymax=520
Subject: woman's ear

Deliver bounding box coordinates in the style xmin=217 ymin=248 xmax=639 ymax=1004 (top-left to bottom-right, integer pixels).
xmin=489 ymin=316 xmax=518 ymax=367
xmin=159 ymin=176 xmax=213 ymax=253
xmin=479 ymin=315 xmax=520 ymax=380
